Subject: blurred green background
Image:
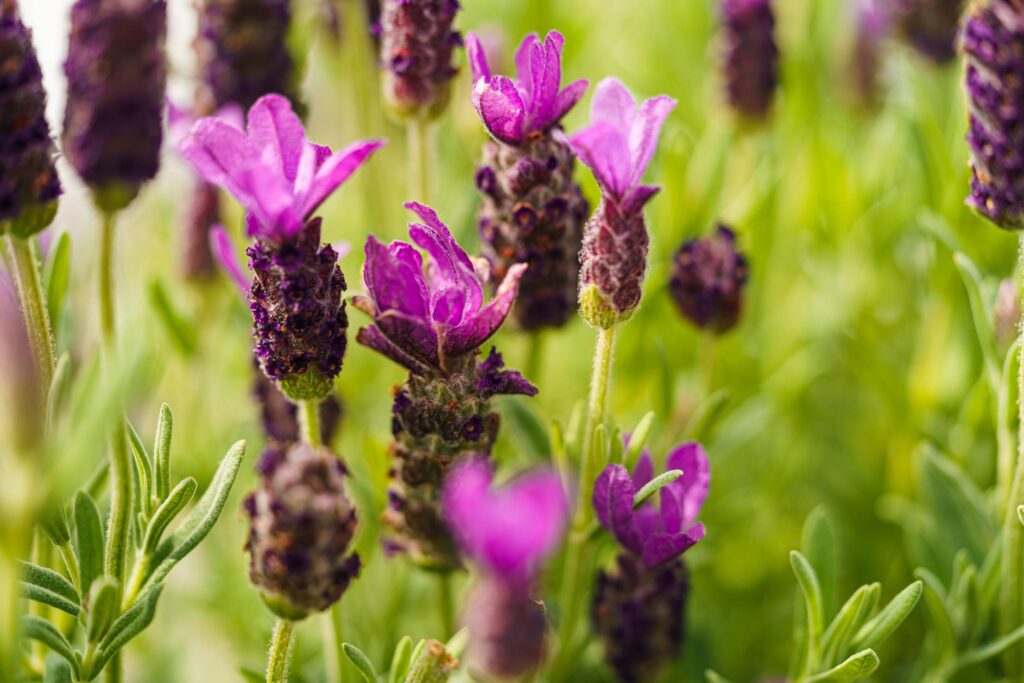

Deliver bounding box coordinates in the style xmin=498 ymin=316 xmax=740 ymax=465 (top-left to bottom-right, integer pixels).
xmin=26 ymin=0 xmax=1016 ymax=680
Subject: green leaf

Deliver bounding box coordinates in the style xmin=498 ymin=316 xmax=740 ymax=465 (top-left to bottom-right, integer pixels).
xmin=952 ymin=252 xmax=1000 ymax=386
xmin=89 ymin=585 xmax=163 ymax=677
xmin=550 ymin=418 xmax=570 ymax=484
xmin=405 ymin=640 xmax=458 ymax=683
xmin=144 ymin=440 xmax=245 ymax=589
xmin=821 ymin=585 xmax=872 ymax=666
xmin=684 ymin=388 xmax=730 ymax=442
xmin=917 ymin=447 xmax=995 ymax=564
xmin=633 ymin=470 xmax=683 ymax=509
xmin=444 ymin=627 xmax=469 ymax=659
xmin=954 ymin=623 xmax=1024 ymax=671
xmin=791 ymin=550 xmax=825 ymax=675
xmin=805 ymin=649 xmax=880 ymax=682
xmin=44 ymin=230 xmax=70 ymax=338
xmin=125 ymin=420 xmax=155 ymax=519
xmin=802 ymin=506 xmax=837 ymax=620
xmin=705 ymin=671 xmax=735 ymax=683
xmin=343 ymin=643 xmax=378 ymax=683
xmin=153 ymin=403 xmax=173 ymax=501
xmin=1018 ymin=505 xmax=1024 ymax=526
xmin=388 ymin=636 xmax=413 ymax=683
xmin=21 ymin=616 xmax=80 ymax=678
xmin=85 ymin=578 xmax=120 ymax=643
xmin=852 ymin=580 xmax=923 ymax=652
xmin=44 ymin=653 xmax=74 ymax=683
xmin=74 ymin=491 xmax=105 ymax=595
xmin=239 ymin=667 xmax=264 ymax=683
xmin=501 ymin=398 xmax=550 ymax=462
xmin=622 ymin=412 xmax=656 ymax=470
xmin=148 ymin=279 xmax=197 ymax=356
xmin=47 ymin=352 xmax=71 ymax=431
xmin=142 ymin=477 xmax=197 ymax=554
xmin=20 ymin=583 xmax=80 ymax=617
xmin=916 ymin=569 xmax=956 ymax=660
xmin=20 ymin=561 xmax=79 ymax=606
xmin=40 ymin=502 xmax=72 ymax=547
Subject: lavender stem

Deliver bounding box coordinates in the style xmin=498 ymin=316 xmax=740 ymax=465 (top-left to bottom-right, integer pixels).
xmin=267 ymin=619 xmax=295 ymax=683
xmin=3 ymin=235 xmax=55 ymax=396
xmin=408 ymin=117 xmax=431 ymax=203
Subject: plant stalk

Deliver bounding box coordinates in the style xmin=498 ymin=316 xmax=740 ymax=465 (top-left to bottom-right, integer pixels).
xmin=299 ymin=399 xmax=321 ymax=448
xmin=4 ymin=235 xmax=55 ymax=396
xmin=408 ymin=116 xmax=431 ymax=204
xmin=438 ymin=573 xmax=454 ymax=638
xmin=267 ymin=619 xmax=295 ymax=683
xmin=1003 ymin=232 xmax=1024 ymax=677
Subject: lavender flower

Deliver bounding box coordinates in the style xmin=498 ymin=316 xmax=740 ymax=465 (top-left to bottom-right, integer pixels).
xmin=355 ymin=203 xmax=536 ymax=570
xmin=962 ymin=0 xmax=1024 ymax=230
xmin=720 ymin=0 xmax=779 ymax=120
xmin=0 ymin=0 xmax=61 ymax=237
xmin=669 ymin=224 xmax=749 ymax=334
xmin=379 ymin=0 xmax=461 ymax=118
xmin=63 ymin=0 xmax=167 ymax=212
xmin=443 ymin=458 xmax=569 ymax=679
xmin=569 ymin=78 xmax=676 ymax=329
xmin=468 ymin=30 xmax=590 ymax=331
xmin=891 ymin=0 xmax=963 ymax=64
xmin=181 ymin=94 xmax=384 ymax=399
xmin=592 ymin=444 xmax=710 ymax=683
xmin=243 ymin=442 xmax=361 ymax=619
xmin=253 ymin=358 xmax=343 ymax=445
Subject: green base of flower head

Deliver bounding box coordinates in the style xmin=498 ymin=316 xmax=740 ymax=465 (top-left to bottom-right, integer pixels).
xmin=279 ymin=366 xmax=335 ymax=402
xmin=92 ymin=184 xmax=140 ymax=216
xmin=385 ymin=83 xmax=452 ymax=123
xmin=6 ymin=201 xmax=58 ymax=239
xmin=580 ymin=284 xmax=632 ymax=330
xmin=261 ymin=592 xmax=311 ymax=622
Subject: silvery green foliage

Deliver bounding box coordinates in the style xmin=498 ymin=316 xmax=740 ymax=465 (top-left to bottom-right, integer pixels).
xmin=340 ymin=628 xmax=466 ymax=683
xmin=19 ymin=404 xmax=245 ymax=680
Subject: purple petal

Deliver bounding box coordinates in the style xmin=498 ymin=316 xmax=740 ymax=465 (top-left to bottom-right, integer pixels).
xmin=513 ymin=33 xmax=538 ymax=97
xmin=209 ymin=225 xmax=249 ymax=292
xmin=569 ymin=121 xmax=631 ymax=199
xmin=528 ymin=31 xmax=564 ymax=128
xmin=376 ymin=310 xmax=440 ymax=367
xmin=362 ymin=235 xmax=429 ymax=317
xmin=301 ymin=139 xmax=386 ymax=217
xmin=631 ymin=450 xmax=654 ymax=489
xmin=628 ymin=95 xmax=676 ymax=188
xmin=180 ymin=118 xmax=255 ymax=192
xmin=405 ymin=202 xmax=483 ymax=323
xmin=466 ymin=32 xmax=491 ymax=82
xmin=641 ymin=526 xmax=704 ymax=567
xmin=551 ymin=78 xmax=588 ymax=124
xmin=633 ymin=504 xmax=661 ymax=542
xmin=246 ymin=94 xmax=307 ymax=182
xmin=356 ymin=324 xmax=434 ymax=375
xmin=445 ymin=262 xmax=525 ymax=356
xmin=166 ymin=99 xmax=195 ymax=149
xmin=660 ymin=484 xmax=682 ymax=534
xmin=590 ymin=77 xmax=636 ymax=131
xmin=607 ymin=464 xmax=642 ymax=554
xmin=476 ymin=348 xmax=537 ymax=397
xmin=621 ymin=185 xmax=660 ymax=215
xmin=593 ymin=466 xmax=614 ymax=530
xmin=665 ymin=442 xmax=710 ymax=527
xmin=473 ymin=76 xmax=526 ymax=144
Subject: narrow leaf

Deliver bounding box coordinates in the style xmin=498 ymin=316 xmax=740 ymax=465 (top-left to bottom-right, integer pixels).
xmin=20 ymin=561 xmax=79 ymax=605
xmin=1018 ymin=505 xmax=1024 ymax=526
xmin=21 ymin=616 xmax=80 ymax=677
xmin=821 ymin=585 xmax=872 ymax=666
xmin=622 ymin=412 xmax=656 ymax=470
xmin=791 ymin=550 xmax=825 ymax=674
xmin=74 ymin=491 xmax=105 ymax=594
xmin=142 ymin=477 xmax=197 ymax=554
xmin=852 ymin=581 xmax=922 ymax=651
xmin=802 ymin=506 xmax=837 ymax=620
xmin=125 ymin=420 xmax=155 ymax=518
xmin=388 ymin=636 xmax=413 ymax=683
xmin=954 ymin=623 xmax=1024 ymax=671
xmin=148 ymin=280 xmax=197 ymax=356
xmin=20 ymin=583 xmax=80 ymax=617
xmin=47 ymin=352 xmax=71 ymax=431
xmin=44 ymin=653 xmax=74 ymax=683
xmin=916 ymin=569 xmax=956 ymax=659
xmin=502 ymin=398 xmax=550 ymax=462
xmin=705 ymin=672 xmax=735 ymax=683
xmin=153 ymin=403 xmax=173 ymax=501
xmin=684 ymin=388 xmax=730 ymax=442
xmin=44 ymin=230 xmax=70 ymax=337
xmin=805 ymin=649 xmax=880 ymax=682
xmin=85 ymin=578 xmax=120 ymax=643
xmin=444 ymin=627 xmax=469 ymax=659
xmin=90 ymin=586 xmax=163 ymax=675
xmin=633 ymin=470 xmax=683 ymax=509
xmin=342 ymin=643 xmax=377 ymax=683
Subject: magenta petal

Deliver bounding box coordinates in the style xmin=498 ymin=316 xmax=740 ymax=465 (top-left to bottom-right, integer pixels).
xmin=622 ymin=185 xmax=660 ymax=215
xmin=628 ymin=95 xmax=677 ymax=188
xmin=551 ymin=79 xmax=588 ymax=124
xmin=530 ymin=30 xmax=564 ymax=126
xmin=209 ymin=225 xmax=249 ymax=292
xmin=591 ymin=77 xmax=636 ymax=131
xmin=356 ymin=324 xmax=434 ymax=375
xmin=376 ymin=310 xmax=440 ymax=366
xmin=570 ymin=121 xmax=631 ymax=199
xmin=592 ymin=466 xmax=615 ymax=530
xmin=301 ymin=139 xmax=386 ymax=217
xmin=660 ymin=485 xmax=682 ymax=534
xmin=513 ymin=33 xmax=539 ymax=96
xmin=246 ymin=94 xmax=307 ymax=182
xmin=666 ymin=442 xmax=711 ymax=526
xmin=632 ymin=450 xmax=654 ymax=489
xmin=466 ymin=32 xmax=491 ymax=82
xmin=406 ymin=202 xmax=483 ymax=317
xmin=608 ymin=464 xmax=642 ymax=554
xmin=641 ymin=528 xmax=703 ymax=567
xmin=473 ymin=76 xmax=526 ymax=144
xmin=445 ymin=262 xmax=524 ymax=356
xmin=363 ymin=236 xmax=429 ymax=317
xmin=180 ymin=118 xmax=254 ymax=191
xmin=633 ymin=504 xmax=661 ymax=541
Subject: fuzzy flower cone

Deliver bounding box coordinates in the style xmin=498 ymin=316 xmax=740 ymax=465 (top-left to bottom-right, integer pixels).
xmin=570 ymin=78 xmax=676 ymax=329
xmin=443 ymin=458 xmax=569 ymax=679
xmin=720 ymin=0 xmax=779 ymax=120
xmin=243 ymin=442 xmax=361 ymax=619
xmin=63 ymin=0 xmax=167 ymax=213
xmin=592 ymin=443 xmax=710 ymax=683
xmin=963 ymin=0 xmax=1024 ymax=230
xmin=468 ymin=30 xmax=590 ymax=331
xmin=379 ymin=0 xmax=461 ymax=119
xmin=0 ymin=0 xmax=61 ymax=237
xmin=670 ymin=224 xmax=749 ymax=334
xmin=354 ymin=202 xmax=537 ymax=570
xmin=891 ymin=0 xmax=963 ymax=64
xmin=181 ymin=94 xmax=385 ymax=399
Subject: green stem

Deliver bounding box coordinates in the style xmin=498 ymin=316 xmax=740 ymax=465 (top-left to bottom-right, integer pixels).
xmin=299 ymin=399 xmax=321 ymax=447
xmin=1003 ymin=232 xmax=1024 ymax=678
xmin=438 ymin=573 xmax=454 ymax=638
xmin=525 ymin=332 xmax=545 ymax=381
xmin=408 ymin=116 xmax=431 ymax=204
xmin=322 ymin=608 xmax=343 ymax=683
xmin=4 ymin=235 xmax=55 ymax=397
xmin=57 ymin=542 xmax=81 ymax=594
xmin=99 ymin=212 xmax=118 ymax=348
xmin=267 ymin=619 xmax=295 ymax=683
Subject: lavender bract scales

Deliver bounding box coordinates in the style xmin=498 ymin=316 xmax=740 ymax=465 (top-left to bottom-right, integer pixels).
xmin=720 ymin=0 xmax=779 ymax=120
xmin=443 ymin=458 xmax=568 ymax=679
xmin=570 ymin=78 xmax=676 ymax=329
xmin=962 ymin=0 xmax=1024 ymax=230
xmin=670 ymin=224 xmax=749 ymax=334
xmin=469 ymin=30 xmax=590 ymax=331
xmin=592 ymin=443 xmax=710 ymax=683
xmin=0 ymin=0 xmax=61 ymax=237
xmin=63 ymin=0 xmax=167 ymax=212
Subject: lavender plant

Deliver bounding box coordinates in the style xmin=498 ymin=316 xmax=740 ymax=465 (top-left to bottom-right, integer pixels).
xmin=670 ymin=224 xmax=749 ymax=334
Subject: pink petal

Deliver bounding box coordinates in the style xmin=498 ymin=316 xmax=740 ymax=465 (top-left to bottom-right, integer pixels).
xmin=528 ymin=31 xmax=564 ymax=128
xmin=209 ymin=225 xmax=249 ymax=293
xmin=513 ymin=33 xmax=539 ymax=96
xmin=166 ymin=99 xmax=195 ymax=149
xmin=622 ymin=185 xmax=660 ymax=215
xmin=180 ymin=118 xmax=255 ymax=191
xmin=246 ymin=94 xmax=307 ymax=182
xmin=569 ymin=121 xmax=631 ymax=199
xmin=590 ymin=77 xmax=636 ymax=132
xmin=301 ymin=139 xmax=386 ymax=218
xmin=405 ymin=202 xmax=483 ymax=318
xmin=362 ymin=236 xmax=429 ymax=317
xmin=592 ymin=466 xmax=614 ymax=530
xmin=551 ymin=79 xmax=588 ymax=125
xmin=631 ymin=450 xmax=654 ymax=488
xmin=628 ymin=95 xmax=676 ymax=188
xmin=641 ymin=527 xmax=704 ymax=567
xmin=356 ymin=324 xmax=434 ymax=375
xmin=472 ymin=76 xmax=526 ymax=144
xmin=665 ymin=442 xmax=710 ymax=527
xmin=445 ymin=262 xmax=525 ymax=356
xmin=466 ymin=32 xmax=491 ymax=82
xmin=607 ymin=464 xmax=642 ymax=554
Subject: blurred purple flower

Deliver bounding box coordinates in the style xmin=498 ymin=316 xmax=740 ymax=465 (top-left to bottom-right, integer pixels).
xmin=467 ymin=30 xmax=587 ymax=145
xmin=355 ymin=202 xmax=527 ymax=374
xmin=181 ymin=94 xmax=385 ymax=240
xmin=593 ymin=443 xmax=709 ymax=567
xmin=670 ymin=224 xmax=749 ymax=334
xmin=720 ymin=0 xmax=779 ymax=120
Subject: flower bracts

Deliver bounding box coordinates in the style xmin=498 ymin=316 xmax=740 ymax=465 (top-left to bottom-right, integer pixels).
xmin=670 ymin=224 xmax=749 ymax=334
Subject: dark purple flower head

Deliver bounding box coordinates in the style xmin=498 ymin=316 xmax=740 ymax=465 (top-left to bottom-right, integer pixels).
xmin=720 ymin=0 xmax=779 ymax=120
xmin=182 ymin=94 xmax=385 ymax=240
xmin=670 ymin=224 xmax=749 ymax=334
xmin=594 ymin=443 xmax=709 ymax=568
xmin=0 ymin=0 xmax=61 ymax=236
xmin=355 ymin=202 xmax=526 ymax=374
xmin=892 ymin=0 xmax=963 ymax=64
xmin=962 ymin=0 xmax=1024 ymax=230
xmin=63 ymin=0 xmax=167 ymax=213
xmin=467 ymin=30 xmax=588 ymax=145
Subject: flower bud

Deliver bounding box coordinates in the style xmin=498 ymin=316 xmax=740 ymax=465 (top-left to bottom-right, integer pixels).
xmin=669 ymin=224 xmax=749 ymax=334
xmin=579 ymin=199 xmax=650 ymax=329
xmin=721 ymin=0 xmax=779 ymax=120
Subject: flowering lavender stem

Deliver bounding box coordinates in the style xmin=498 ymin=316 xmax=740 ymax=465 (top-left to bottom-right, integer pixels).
xmin=99 ymin=212 xmax=118 ymax=346
xmin=408 ymin=117 xmax=431 ymax=203
xmin=4 ymin=236 xmax=55 ymax=396
xmin=438 ymin=573 xmax=454 ymax=637
xmin=267 ymin=618 xmax=295 ymax=683
xmin=525 ymin=333 xmax=545 ymax=381
xmin=1004 ymin=233 xmax=1024 ymax=676
xmin=299 ymin=399 xmax=322 ymax=447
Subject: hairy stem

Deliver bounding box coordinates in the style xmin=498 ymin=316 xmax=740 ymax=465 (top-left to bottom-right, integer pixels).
xmin=267 ymin=619 xmax=295 ymax=683
xmin=408 ymin=116 xmax=431 ymax=204
xmin=4 ymin=235 xmax=55 ymax=397
xmin=99 ymin=212 xmax=118 ymax=347
xmin=299 ymin=399 xmax=321 ymax=447
xmin=1003 ymin=232 xmax=1024 ymax=677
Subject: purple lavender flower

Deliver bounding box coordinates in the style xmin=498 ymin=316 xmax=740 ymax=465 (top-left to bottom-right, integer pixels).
xmin=0 ymin=0 xmax=61 ymax=237
xmin=355 ymin=204 xmax=536 ymax=570
xmin=592 ymin=443 xmax=710 ymax=683
xmin=443 ymin=458 xmax=568 ymax=679
xmin=181 ymin=94 xmax=384 ymax=398
xmin=379 ymin=0 xmax=461 ymax=118
xmin=252 ymin=357 xmax=343 ymax=445
xmin=570 ymin=78 xmax=676 ymax=329
xmin=63 ymin=0 xmax=167 ymax=213
xmin=962 ymin=0 xmax=1024 ymax=230
xmin=720 ymin=0 xmax=779 ymax=120
xmin=468 ymin=30 xmax=590 ymax=331
xmin=891 ymin=0 xmax=963 ymax=64
xmin=669 ymin=224 xmax=749 ymax=334
xmin=243 ymin=442 xmax=361 ymax=618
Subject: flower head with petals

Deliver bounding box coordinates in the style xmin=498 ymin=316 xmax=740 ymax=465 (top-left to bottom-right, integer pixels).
xmin=467 ymin=29 xmax=587 ymax=145
xmin=593 ymin=442 xmax=709 ymax=567
xmin=443 ymin=457 xmax=569 ymax=581
xmin=355 ymin=202 xmax=527 ymax=374
xmin=569 ymin=78 xmax=676 ymax=214
xmin=181 ymin=93 xmax=385 ymax=240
